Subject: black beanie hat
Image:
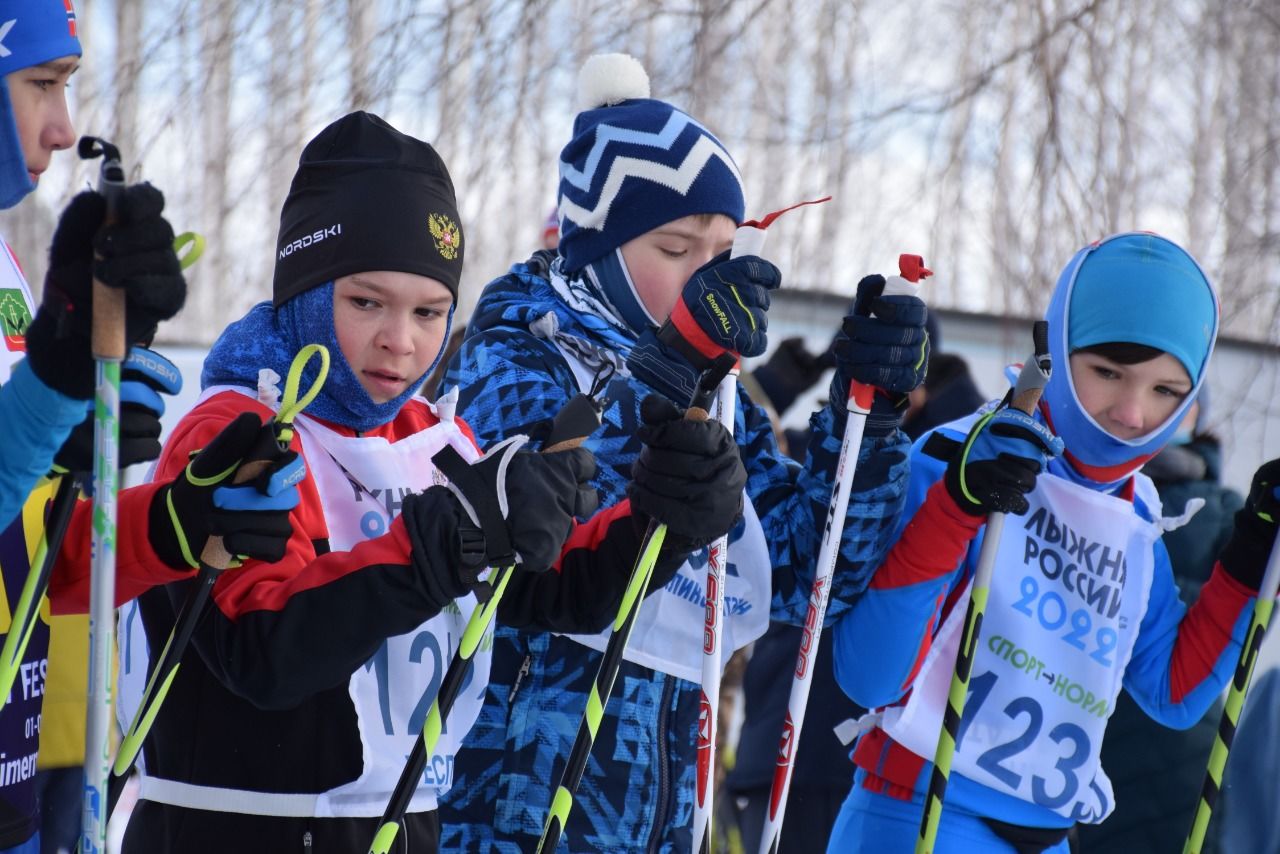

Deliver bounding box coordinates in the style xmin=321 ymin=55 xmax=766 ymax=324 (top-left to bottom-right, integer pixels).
xmin=272 ymin=111 xmax=464 ymax=306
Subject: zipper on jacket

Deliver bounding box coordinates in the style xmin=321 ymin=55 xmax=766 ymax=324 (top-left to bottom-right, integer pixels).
xmin=508 ymin=653 xmax=533 ymax=704
xmin=302 ymin=830 xmax=313 ymax=852
xmin=647 ymin=674 xmax=677 ymax=854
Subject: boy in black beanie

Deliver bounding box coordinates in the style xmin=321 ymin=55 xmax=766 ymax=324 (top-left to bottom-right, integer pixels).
xmin=116 ymin=111 xmax=745 ymax=853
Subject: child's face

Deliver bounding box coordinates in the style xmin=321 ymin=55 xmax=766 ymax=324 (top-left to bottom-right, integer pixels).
xmin=1069 ymin=350 xmax=1193 ymax=440
xmin=5 ymin=57 xmax=78 ymax=185
xmin=619 ymin=213 xmax=736 ymax=322
xmin=333 ymin=271 xmax=454 ymax=403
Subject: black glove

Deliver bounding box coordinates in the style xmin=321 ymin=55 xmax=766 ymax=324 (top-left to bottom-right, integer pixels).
xmin=1219 ymin=458 xmax=1280 ymax=591
xmin=944 ymin=408 xmax=1064 ymax=517
xmin=830 ymin=274 xmax=930 ymax=436
xmin=53 ymin=347 xmax=182 ymax=474
xmin=426 ymin=436 xmax=600 ymax=578
xmin=148 ymin=412 xmax=304 ymax=570
xmin=628 ymin=252 xmax=781 ymax=404
xmin=26 ymin=185 xmax=187 ymax=399
xmin=629 ymin=395 xmax=747 ymax=551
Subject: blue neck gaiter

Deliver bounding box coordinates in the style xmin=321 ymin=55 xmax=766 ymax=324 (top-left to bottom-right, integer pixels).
xmin=202 ymin=282 xmax=453 ymax=432
xmin=585 ymin=248 xmax=658 ymax=337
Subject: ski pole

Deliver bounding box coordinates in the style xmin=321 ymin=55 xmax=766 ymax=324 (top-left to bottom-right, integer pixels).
xmin=0 ymin=232 xmax=204 ymax=715
xmin=537 ymin=353 xmax=737 ymax=854
xmin=76 ymin=135 xmax=126 ymax=854
xmin=368 ymin=391 xmax=605 ymax=854
xmin=105 ymin=344 xmax=330 ymax=824
xmin=759 ymin=254 xmax=932 ymax=854
xmin=1184 ymin=540 xmax=1280 ymax=852
xmin=0 ymin=477 xmax=79 ymax=711
xmin=693 ymin=197 xmax=829 ymax=854
xmin=915 ymin=320 xmax=1052 ymax=854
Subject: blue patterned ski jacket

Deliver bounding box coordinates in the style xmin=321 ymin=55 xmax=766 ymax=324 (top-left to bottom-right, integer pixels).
xmin=437 ymin=256 xmax=910 ymax=853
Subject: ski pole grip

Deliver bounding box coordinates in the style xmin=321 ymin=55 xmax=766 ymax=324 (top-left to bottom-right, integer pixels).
xmin=198 ymin=457 xmax=273 ymax=571
xmin=198 ymin=422 xmax=287 ymax=570
xmin=1010 ymin=320 xmax=1052 ymax=416
xmin=731 ymin=224 xmax=767 ymax=259
xmin=542 ymin=393 xmax=604 ymax=454
xmin=79 ymin=136 xmax=128 ymax=361
xmin=687 ymin=353 xmax=737 ymax=421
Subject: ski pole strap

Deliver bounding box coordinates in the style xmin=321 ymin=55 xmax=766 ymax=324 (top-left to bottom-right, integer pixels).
xmin=274 ymin=344 xmax=331 ymax=442
xmin=173 ymin=231 xmax=206 ymax=271
xmin=195 ymin=345 xmax=329 ymax=571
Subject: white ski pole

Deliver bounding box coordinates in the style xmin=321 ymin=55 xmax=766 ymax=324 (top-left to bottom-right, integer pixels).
xmin=693 ymin=200 xmax=829 ymax=854
xmin=758 ymin=254 xmax=930 ymax=854
xmin=77 ymin=135 xmax=126 ymax=854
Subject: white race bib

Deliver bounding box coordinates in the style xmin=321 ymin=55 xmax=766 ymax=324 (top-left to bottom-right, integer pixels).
xmin=549 ymin=339 xmax=771 ymax=681
xmin=119 ymin=387 xmax=490 ymax=817
xmin=880 ymin=463 xmax=1160 ymax=823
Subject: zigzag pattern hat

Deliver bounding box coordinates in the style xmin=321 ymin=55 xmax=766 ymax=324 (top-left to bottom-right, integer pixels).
xmin=557 ymin=54 xmax=745 ymax=273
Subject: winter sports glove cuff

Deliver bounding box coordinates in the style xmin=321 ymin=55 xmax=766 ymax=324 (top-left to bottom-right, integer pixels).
xmin=1219 ymin=458 xmax=1280 ymax=591
xmin=627 ymin=327 xmax=703 ymax=405
xmin=432 ymin=438 xmax=599 ymax=575
xmin=943 ymin=408 xmax=1064 ymax=517
xmin=401 ymin=487 xmax=487 ymax=607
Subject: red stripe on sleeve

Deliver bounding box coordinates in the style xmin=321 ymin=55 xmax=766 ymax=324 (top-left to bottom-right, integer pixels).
xmin=552 ymin=499 xmax=634 ymax=571
xmin=1170 ymin=563 xmax=1254 ymax=704
xmin=869 ymin=480 xmax=983 ymax=590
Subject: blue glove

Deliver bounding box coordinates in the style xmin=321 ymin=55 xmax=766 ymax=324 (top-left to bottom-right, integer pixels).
xmin=829 ymin=274 xmax=930 ymax=436
xmin=944 ymin=408 xmax=1064 ymax=516
xmin=53 ymin=347 xmax=183 ymax=474
xmin=628 ymin=252 xmax=780 ymax=403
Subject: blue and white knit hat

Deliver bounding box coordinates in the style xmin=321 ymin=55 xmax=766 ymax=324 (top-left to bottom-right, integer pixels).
xmin=0 ymin=0 xmax=81 ymax=210
xmin=556 ymin=53 xmax=745 ymax=273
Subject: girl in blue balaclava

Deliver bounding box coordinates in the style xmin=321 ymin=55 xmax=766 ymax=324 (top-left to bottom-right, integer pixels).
xmin=826 ymin=232 xmax=1280 ymax=853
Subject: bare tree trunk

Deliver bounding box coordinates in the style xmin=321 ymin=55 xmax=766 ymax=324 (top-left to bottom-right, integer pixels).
xmin=114 ymin=0 xmax=143 ymax=179
xmin=188 ymin=0 xmax=235 ymax=345
xmin=347 ymin=0 xmax=377 ymax=111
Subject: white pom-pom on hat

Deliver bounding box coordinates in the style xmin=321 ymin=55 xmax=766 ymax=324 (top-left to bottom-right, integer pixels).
xmin=577 ymin=53 xmax=651 ymax=110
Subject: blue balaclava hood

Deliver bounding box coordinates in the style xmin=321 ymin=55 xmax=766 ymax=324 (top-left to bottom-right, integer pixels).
xmin=0 ymin=0 xmax=82 ymax=210
xmin=557 ymin=54 xmax=745 ymax=336
xmin=1042 ymin=232 xmax=1219 ymax=486
xmin=204 ymin=112 xmax=461 ymax=431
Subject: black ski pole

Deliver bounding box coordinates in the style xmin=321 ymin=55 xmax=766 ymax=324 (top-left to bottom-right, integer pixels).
xmin=368 ymin=391 xmax=605 ymax=854
xmin=536 ymin=352 xmax=736 ymax=854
